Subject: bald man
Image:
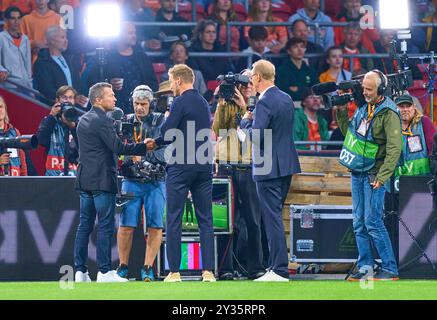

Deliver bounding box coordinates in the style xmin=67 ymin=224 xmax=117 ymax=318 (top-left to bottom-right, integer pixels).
xmin=336 ymin=70 xmax=402 ymax=281
xmin=240 ymin=60 xmax=301 ymax=282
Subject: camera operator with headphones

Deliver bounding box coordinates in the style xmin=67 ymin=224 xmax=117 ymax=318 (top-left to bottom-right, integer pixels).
xmin=116 ymin=85 xmax=167 ymax=282
xmin=336 ymin=70 xmax=402 ymax=281
xmin=37 ymin=85 xmax=81 ymax=176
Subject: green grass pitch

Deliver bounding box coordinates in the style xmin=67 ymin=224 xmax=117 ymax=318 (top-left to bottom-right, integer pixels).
xmin=0 ymin=280 xmax=437 ymax=300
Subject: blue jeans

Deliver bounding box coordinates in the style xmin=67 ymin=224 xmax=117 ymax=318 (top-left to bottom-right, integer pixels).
xmin=74 ymin=191 xmax=116 ymax=273
xmin=351 ymin=173 xmax=398 ymax=275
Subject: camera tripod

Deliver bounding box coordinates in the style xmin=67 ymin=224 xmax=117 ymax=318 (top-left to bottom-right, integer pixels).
xmin=345 ymin=176 xmax=437 ymax=280
xmin=384 ymin=176 xmax=437 ymax=275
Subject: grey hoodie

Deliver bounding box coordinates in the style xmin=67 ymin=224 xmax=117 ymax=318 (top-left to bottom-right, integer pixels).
xmin=0 ymin=31 xmax=32 ymax=89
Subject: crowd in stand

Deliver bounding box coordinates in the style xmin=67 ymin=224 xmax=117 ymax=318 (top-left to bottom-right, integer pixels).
xmin=0 ymin=0 xmax=437 ymax=153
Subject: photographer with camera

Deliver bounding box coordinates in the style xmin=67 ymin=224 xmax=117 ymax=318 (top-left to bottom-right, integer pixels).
xmin=73 ymin=82 xmax=155 ymax=283
xmin=336 ymin=70 xmax=402 ymax=281
xmin=116 ymin=85 xmax=167 ymax=282
xmin=0 ymin=95 xmax=28 ymax=176
xmin=212 ymin=69 xmax=265 ymax=281
xmin=37 ymin=85 xmax=83 ymax=176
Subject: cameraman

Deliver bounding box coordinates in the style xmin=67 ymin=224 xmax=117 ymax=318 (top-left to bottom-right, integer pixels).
xmin=0 ymin=95 xmax=28 ymax=176
xmin=116 ymin=85 xmax=167 ymax=282
xmin=37 ymin=86 xmax=80 ymax=176
xmin=336 ymin=70 xmax=402 ymax=281
xmin=212 ymin=69 xmax=265 ymax=280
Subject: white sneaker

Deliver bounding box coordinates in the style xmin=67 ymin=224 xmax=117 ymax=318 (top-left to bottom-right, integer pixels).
xmin=75 ymin=271 xmax=92 ymax=282
xmin=96 ymin=270 xmax=129 ymax=283
xmin=254 ymin=270 xmax=289 ymax=282
xmin=163 ymin=272 xmax=182 ymax=283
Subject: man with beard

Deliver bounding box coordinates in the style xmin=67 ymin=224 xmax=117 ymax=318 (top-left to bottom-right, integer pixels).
xmin=336 ymin=70 xmax=402 ymax=281
xmin=293 ymin=88 xmax=329 ymax=150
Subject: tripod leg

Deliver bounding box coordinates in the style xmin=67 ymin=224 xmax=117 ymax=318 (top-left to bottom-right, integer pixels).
xmin=345 ymin=260 xmax=358 ymax=280
xmin=398 ymin=216 xmax=437 ymax=272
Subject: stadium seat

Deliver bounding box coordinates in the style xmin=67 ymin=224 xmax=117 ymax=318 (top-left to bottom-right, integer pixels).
xmin=144 ymin=0 xmax=161 ymax=13
xmin=284 ymin=0 xmax=303 ymax=15
xmin=207 ymin=80 xmax=220 ymax=92
xmin=271 ymin=2 xmax=292 ymax=22
xmin=324 ymin=0 xmax=342 ymax=19
xmin=152 ymin=63 xmax=167 ymax=83
xmin=177 ymin=1 xmax=206 ymax=21
xmin=207 ymin=2 xmax=247 ymax=20
xmin=233 ymin=3 xmax=248 ymax=21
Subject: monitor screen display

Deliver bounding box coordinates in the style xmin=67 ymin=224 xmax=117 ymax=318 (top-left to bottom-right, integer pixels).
xmin=164 ymin=178 xmax=233 ymax=235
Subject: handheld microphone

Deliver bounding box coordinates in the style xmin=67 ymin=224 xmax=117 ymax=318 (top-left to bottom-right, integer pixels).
xmin=312 ymin=82 xmax=338 ymax=96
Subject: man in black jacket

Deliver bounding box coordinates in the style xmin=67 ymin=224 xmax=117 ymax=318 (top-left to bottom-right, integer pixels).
xmin=33 ymin=25 xmax=87 ymax=106
xmin=73 ymin=82 xmax=155 ymax=283
xmin=85 ymin=22 xmax=158 ymax=114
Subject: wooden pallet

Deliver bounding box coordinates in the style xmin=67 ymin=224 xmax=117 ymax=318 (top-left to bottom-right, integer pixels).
xmin=283 ymin=156 xmax=352 ymax=237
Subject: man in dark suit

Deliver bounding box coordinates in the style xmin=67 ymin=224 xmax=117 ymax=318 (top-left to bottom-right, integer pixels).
xmin=240 ymin=59 xmax=301 ymax=281
xmin=74 ymin=82 xmax=154 ymax=283
xmin=157 ymin=64 xmax=216 ymax=282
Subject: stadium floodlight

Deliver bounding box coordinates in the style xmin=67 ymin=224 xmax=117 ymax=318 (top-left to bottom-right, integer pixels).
xmin=85 ymin=3 xmax=121 ymax=39
xmin=379 ymin=0 xmax=410 ymax=30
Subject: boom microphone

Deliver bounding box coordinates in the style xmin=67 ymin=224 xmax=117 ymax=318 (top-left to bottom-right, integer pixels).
xmin=312 ymin=82 xmax=338 ymax=96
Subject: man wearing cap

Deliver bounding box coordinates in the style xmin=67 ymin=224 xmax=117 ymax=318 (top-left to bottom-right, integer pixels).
xmin=393 ymin=94 xmax=435 ymax=192
xmin=116 ymin=84 xmax=167 ymax=282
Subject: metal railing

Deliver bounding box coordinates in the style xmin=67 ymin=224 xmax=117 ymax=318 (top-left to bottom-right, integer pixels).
xmin=0 ymin=79 xmax=51 ymax=110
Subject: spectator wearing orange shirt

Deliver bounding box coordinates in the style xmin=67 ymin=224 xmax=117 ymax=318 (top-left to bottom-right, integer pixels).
xmin=208 ymin=0 xmax=240 ymax=52
xmin=319 ymin=46 xmax=352 ymax=84
xmin=293 ymin=88 xmax=329 ymax=150
xmin=0 ymin=6 xmax=33 ymax=89
xmin=340 ymin=24 xmax=374 ymax=76
xmin=244 ymin=0 xmax=287 ymax=54
xmin=20 ymin=0 xmax=62 ymax=63
xmin=333 ymin=0 xmax=379 ymax=53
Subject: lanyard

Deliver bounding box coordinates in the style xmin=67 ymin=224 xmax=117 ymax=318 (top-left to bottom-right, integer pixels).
xmin=367 ymin=103 xmax=376 ymax=121
xmin=402 ymin=120 xmax=414 ymax=136
xmin=133 ymin=123 xmax=143 ymax=143
xmin=367 ymin=97 xmax=384 ymax=121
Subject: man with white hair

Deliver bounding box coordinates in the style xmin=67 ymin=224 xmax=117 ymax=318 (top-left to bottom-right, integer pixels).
xmin=34 ymin=25 xmax=86 ymax=105
xmin=336 ymin=70 xmax=402 ymax=281
xmin=116 ymin=85 xmax=167 ymax=282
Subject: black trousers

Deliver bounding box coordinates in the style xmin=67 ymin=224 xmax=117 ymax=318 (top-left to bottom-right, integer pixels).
xmin=217 ymin=164 xmax=265 ymax=276
xmin=256 ymin=175 xmax=292 ymax=278
xmin=165 ymin=167 xmax=215 ymax=272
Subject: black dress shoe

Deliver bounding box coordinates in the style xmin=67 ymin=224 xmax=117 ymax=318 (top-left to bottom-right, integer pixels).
xmin=249 ymin=271 xmax=266 ymax=280
xmin=219 ymin=272 xmax=234 ymax=280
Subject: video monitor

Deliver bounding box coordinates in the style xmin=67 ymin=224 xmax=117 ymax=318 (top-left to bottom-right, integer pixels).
xmin=158 ymin=238 xmax=207 ymax=277
xmin=163 ymin=178 xmax=233 ymax=235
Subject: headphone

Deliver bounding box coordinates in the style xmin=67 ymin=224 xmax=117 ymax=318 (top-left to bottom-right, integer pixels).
xmin=129 ymin=85 xmax=156 ymax=112
xmin=371 ymin=69 xmax=388 ymax=96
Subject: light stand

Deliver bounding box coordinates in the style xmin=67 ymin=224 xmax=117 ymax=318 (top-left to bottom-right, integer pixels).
xmin=423 ymin=52 xmax=436 ymax=123
xmin=85 ymin=3 xmax=121 ymax=83
xmin=96 ymin=45 xmax=106 ymax=82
